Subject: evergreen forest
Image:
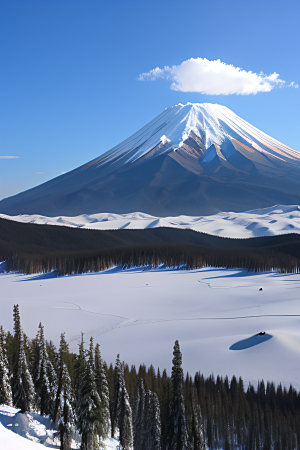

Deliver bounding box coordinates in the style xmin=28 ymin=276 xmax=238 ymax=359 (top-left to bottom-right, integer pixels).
xmin=0 ymin=306 xmax=299 ymax=450
xmin=1 ymin=217 xmax=300 ymax=275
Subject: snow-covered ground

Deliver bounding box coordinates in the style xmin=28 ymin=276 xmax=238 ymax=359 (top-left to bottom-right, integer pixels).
xmin=0 ymin=422 xmax=47 ymax=450
xmin=0 ymin=404 xmax=64 ymax=449
xmin=1 ymin=204 xmax=300 ymax=238
xmin=1 ymin=267 xmax=300 ymax=392
xmin=0 ymin=404 xmax=119 ymax=449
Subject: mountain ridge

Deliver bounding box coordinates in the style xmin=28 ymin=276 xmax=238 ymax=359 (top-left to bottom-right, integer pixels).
xmin=1 ymin=103 xmax=300 ymax=217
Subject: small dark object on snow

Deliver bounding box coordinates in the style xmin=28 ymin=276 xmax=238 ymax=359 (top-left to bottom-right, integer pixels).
xmin=258 ymin=331 xmax=266 ymax=336
xmin=259 ymin=288 xmax=263 ymax=291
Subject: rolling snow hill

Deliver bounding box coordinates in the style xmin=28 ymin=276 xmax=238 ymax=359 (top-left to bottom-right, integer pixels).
xmin=2 ymin=204 xmax=300 ymax=238
xmin=1 ymin=103 xmax=300 ymax=217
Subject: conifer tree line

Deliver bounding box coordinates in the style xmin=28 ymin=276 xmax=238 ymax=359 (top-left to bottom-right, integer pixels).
xmin=2 ymin=216 xmax=300 ymax=275
xmin=6 ymin=242 xmax=300 ymax=276
xmin=7 ymin=244 xmax=300 ymax=276
xmin=1 ymin=306 xmax=300 ymax=450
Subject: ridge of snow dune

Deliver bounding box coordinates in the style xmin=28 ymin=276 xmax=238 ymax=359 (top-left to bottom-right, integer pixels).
xmin=2 ymin=204 xmax=300 ymax=238
xmin=93 ymin=103 xmax=300 ymax=168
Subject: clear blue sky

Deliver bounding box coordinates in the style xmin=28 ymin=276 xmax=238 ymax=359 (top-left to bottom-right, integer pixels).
xmin=1 ymin=0 xmax=299 ymax=200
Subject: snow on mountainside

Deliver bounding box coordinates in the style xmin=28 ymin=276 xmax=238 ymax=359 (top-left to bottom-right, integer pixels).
xmin=94 ymin=103 xmax=300 ymax=167
xmin=1 ymin=102 xmax=300 ymax=217
xmin=2 ymin=204 xmax=300 ymax=238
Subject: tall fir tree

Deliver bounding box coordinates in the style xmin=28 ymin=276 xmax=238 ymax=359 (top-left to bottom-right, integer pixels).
xmin=189 ymin=385 xmax=206 ymax=450
xmin=0 ymin=325 xmax=12 ymax=406
xmin=76 ymin=337 xmax=102 ymax=450
xmin=144 ymin=390 xmax=162 ymax=450
xmin=168 ymin=340 xmax=189 ymax=450
xmin=11 ymin=304 xmax=35 ymax=412
xmin=113 ymin=354 xmax=134 ymax=449
xmin=161 ymin=368 xmax=172 ymax=450
xmin=111 ymin=354 xmax=121 ymax=439
xmin=74 ymin=332 xmax=86 ymax=418
xmin=133 ymin=379 xmax=146 ymax=449
xmin=32 ymin=322 xmax=56 ymax=416
xmin=94 ymin=342 xmax=111 ymax=439
xmin=53 ymin=333 xmax=75 ymax=450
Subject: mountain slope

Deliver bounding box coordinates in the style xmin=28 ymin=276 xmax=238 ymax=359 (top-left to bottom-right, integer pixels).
xmin=1 ymin=103 xmax=300 ymax=216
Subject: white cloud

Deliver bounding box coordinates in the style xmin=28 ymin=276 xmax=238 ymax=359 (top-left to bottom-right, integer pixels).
xmin=36 ymin=172 xmax=44 ymax=174
xmin=0 ymin=156 xmax=19 ymax=159
xmin=138 ymin=57 xmax=297 ymax=95
xmin=289 ymin=81 xmax=299 ymax=88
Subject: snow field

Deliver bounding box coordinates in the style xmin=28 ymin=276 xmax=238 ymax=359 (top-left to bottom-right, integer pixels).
xmin=1 ymin=267 xmax=300 ymax=392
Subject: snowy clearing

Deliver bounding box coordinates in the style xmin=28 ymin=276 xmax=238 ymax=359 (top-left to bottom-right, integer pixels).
xmin=1 ymin=267 xmax=300 ymax=391
xmin=1 ymin=204 xmax=300 ymax=238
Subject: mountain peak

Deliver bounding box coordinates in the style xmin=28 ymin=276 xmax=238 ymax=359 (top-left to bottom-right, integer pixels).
xmin=94 ymin=102 xmax=299 ymax=169
xmin=1 ymin=103 xmax=300 ymax=217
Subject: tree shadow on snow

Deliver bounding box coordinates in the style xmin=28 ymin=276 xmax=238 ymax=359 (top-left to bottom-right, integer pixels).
xmin=18 ymin=270 xmax=58 ymax=281
xmin=204 ymin=269 xmax=269 ymax=280
xmin=229 ymin=333 xmax=272 ymax=351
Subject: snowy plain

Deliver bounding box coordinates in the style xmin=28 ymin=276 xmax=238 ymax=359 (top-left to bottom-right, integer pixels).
xmin=1 ymin=266 xmax=300 ymax=393
xmin=1 ymin=204 xmax=300 ymax=238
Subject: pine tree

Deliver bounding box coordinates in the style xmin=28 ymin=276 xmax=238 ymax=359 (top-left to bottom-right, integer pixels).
xmin=0 ymin=325 xmax=12 ymax=406
xmin=111 ymin=354 xmax=121 ymax=439
xmin=168 ymin=340 xmax=189 ymax=450
xmin=113 ymin=354 xmax=133 ymax=449
xmin=74 ymin=333 xmax=86 ymax=416
xmin=94 ymin=342 xmax=111 ymax=439
xmin=189 ymin=386 xmax=206 ymax=450
xmin=144 ymin=390 xmax=162 ymax=450
xmin=161 ymin=368 xmax=172 ymax=450
xmin=32 ymin=322 xmax=56 ymax=416
xmin=11 ymin=304 xmax=35 ymax=412
xmin=53 ymin=333 xmax=75 ymax=450
xmin=118 ymin=373 xmax=134 ymax=450
xmin=133 ymin=379 xmax=146 ymax=450
xmin=77 ymin=337 xmax=102 ymax=450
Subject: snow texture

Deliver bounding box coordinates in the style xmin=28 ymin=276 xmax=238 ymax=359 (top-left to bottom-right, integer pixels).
xmin=2 ymin=204 xmax=300 ymax=238
xmin=89 ymin=103 xmax=300 ymax=167
xmin=1 ymin=268 xmax=300 ymax=393
xmin=0 ymin=404 xmax=120 ymax=449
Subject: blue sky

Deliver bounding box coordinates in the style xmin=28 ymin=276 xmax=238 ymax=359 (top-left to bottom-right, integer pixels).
xmin=1 ymin=0 xmax=299 ymax=200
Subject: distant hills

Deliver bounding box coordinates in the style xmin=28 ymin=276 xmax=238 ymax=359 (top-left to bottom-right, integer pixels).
xmin=1 ymin=103 xmax=300 ymax=217
xmin=2 ymin=204 xmax=300 ymax=239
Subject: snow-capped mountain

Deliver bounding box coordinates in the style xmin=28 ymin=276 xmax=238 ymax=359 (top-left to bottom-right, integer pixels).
xmin=1 ymin=103 xmax=300 ymax=217
xmin=95 ymin=103 xmax=300 ymax=167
